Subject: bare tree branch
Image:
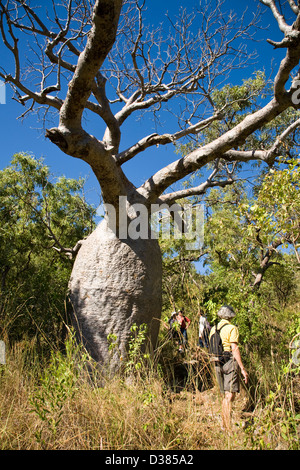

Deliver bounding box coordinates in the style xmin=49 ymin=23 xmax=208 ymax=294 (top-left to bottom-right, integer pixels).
xmin=259 ymin=0 xmax=290 ymax=34
xmin=116 ymin=112 xmax=223 ymax=165
xmin=108 ymin=0 xmax=259 ymax=130
xmin=116 ymin=93 xmax=258 ymax=165
xmin=158 ymin=165 xmax=234 ymax=205
xmin=287 ymin=0 xmax=299 ymax=15
xmin=223 ymin=117 xmax=300 ymax=164
xmin=2 ymin=0 xmax=300 ymax=211
xmin=137 ymin=97 xmax=291 ymax=203
xmin=59 ymin=0 xmax=122 ymax=129
xmin=158 ymin=179 xmax=234 ymax=205
xmin=252 ymin=233 xmax=283 ymax=289
xmin=137 ymin=1 xmax=300 ymax=202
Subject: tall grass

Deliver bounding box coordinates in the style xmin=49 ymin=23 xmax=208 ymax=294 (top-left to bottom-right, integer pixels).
xmin=0 ymin=323 xmax=299 ymax=450
xmin=243 ymin=333 xmax=300 ymax=450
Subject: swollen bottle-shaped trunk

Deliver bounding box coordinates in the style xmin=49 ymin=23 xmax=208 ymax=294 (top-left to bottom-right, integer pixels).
xmin=68 ymin=219 xmax=162 ymax=373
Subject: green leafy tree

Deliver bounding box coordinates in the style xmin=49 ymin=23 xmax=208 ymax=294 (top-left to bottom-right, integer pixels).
xmin=249 ymin=159 xmax=300 ymax=261
xmin=0 ymin=153 xmax=95 ymax=343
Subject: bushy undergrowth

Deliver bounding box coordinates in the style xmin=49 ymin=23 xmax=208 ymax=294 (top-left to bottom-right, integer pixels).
xmin=0 ymin=319 xmax=299 ymax=451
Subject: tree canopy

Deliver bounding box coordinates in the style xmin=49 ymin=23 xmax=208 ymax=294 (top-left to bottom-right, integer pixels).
xmin=1 ymin=0 xmax=300 ymax=211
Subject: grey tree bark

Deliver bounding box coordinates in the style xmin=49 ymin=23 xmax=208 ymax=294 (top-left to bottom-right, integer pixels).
xmin=68 ymin=219 xmax=162 ymax=372
xmin=2 ymin=0 xmax=300 ymax=373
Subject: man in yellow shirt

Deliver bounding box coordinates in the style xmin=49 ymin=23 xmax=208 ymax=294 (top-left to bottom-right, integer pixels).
xmin=209 ymin=305 xmax=248 ymax=432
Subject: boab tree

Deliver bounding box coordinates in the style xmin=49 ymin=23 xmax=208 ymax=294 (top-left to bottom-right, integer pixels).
xmin=1 ymin=0 xmax=300 ymax=372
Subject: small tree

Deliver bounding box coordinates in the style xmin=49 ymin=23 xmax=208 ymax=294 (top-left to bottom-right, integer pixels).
xmin=1 ymin=0 xmax=300 ymax=372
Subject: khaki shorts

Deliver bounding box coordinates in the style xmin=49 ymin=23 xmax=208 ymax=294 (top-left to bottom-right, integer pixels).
xmin=214 ymin=357 xmax=240 ymax=394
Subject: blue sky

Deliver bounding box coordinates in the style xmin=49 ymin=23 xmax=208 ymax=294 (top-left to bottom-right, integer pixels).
xmin=0 ymin=0 xmax=284 ymax=209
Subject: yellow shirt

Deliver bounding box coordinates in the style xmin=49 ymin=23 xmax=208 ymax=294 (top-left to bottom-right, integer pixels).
xmin=210 ymin=319 xmax=239 ymax=352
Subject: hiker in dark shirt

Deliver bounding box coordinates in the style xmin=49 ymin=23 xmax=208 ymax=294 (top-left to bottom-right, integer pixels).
xmin=168 ymin=311 xmax=180 ymax=342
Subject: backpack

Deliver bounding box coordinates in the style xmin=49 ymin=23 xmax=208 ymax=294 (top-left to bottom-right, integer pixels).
xmin=209 ymin=323 xmax=227 ymax=364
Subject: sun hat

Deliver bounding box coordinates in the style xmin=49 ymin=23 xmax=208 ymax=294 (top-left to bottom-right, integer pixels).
xmin=217 ymin=305 xmax=236 ymax=319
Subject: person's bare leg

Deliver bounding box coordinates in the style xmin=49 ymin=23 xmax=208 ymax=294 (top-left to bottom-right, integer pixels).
xmin=222 ymin=391 xmax=235 ymax=431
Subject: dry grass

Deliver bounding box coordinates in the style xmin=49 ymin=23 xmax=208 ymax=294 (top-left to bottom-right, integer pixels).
xmin=0 ymin=332 xmax=299 ymax=451
xmin=0 ymin=339 xmax=249 ymax=450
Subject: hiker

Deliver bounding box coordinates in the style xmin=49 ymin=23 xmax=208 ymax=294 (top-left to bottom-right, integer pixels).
xmin=198 ymin=310 xmax=211 ymax=348
xmin=177 ymin=310 xmax=191 ymax=351
xmin=209 ymin=305 xmax=248 ymax=432
xmin=168 ymin=311 xmax=180 ymax=342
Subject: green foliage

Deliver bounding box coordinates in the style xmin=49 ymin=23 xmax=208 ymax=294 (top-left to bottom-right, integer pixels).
xmin=207 ymin=71 xmax=268 ymax=137
xmin=159 ymin=154 xmax=300 ymax=370
xmin=245 ymin=351 xmax=300 ymax=450
xmin=0 ymin=153 xmax=96 ymax=344
xmin=158 ymin=210 xmax=204 ymax=334
xmin=30 ymin=329 xmax=88 ymax=444
xmin=158 ymin=157 xmax=300 ymax=450
xmin=125 ymin=323 xmax=150 ymax=373
xmin=249 ymin=159 xmax=300 ymax=250
xmin=107 ymin=333 xmax=118 ymax=353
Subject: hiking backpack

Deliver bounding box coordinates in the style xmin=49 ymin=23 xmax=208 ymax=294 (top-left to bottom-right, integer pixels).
xmin=209 ymin=323 xmax=227 ymax=364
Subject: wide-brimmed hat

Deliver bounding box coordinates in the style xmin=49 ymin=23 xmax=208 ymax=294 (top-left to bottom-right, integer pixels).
xmin=217 ymin=305 xmax=236 ymax=319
